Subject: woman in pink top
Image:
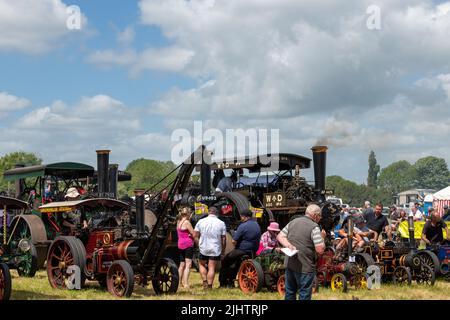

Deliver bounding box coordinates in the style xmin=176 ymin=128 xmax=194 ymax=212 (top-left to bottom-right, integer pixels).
xmin=177 ymin=207 xmax=195 ymax=288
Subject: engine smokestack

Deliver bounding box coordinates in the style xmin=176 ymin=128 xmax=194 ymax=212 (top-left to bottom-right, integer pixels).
xmin=109 ymin=164 xmax=119 ymax=199
xmin=14 ymin=163 xmax=25 ymax=199
xmin=311 ymin=145 xmax=328 ymax=202
xmin=96 ymin=150 xmax=110 ymax=197
xmin=201 ymin=151 xmax=212 ymax=196
xmin=134 ymin=189 xmax=145 ymax=235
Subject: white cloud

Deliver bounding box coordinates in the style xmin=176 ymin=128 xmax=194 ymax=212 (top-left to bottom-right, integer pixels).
xmin=87 ymin=46 xmax=194 ymax=76
xmin=0 ymin=92 xmax=30 ymax=114
xmin=0 ymin=0 xmax=88 ymax=54
xmin=0 ymin=94 xmax=157 ymax=167
xmin=135 ymin=0 xmax=450 ymax=181
xmin=117 ymin=26 xmax=135 ymax=45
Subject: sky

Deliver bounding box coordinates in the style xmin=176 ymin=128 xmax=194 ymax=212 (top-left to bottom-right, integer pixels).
xmin=1 ymin=0 xmax=450 ymax=184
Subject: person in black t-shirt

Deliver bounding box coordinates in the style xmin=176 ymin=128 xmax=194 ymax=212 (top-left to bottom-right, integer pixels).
xmin=364 ymin=203 xmax=392 ymax=241
xmin=421 ymin=208 xmax=450 ymax=245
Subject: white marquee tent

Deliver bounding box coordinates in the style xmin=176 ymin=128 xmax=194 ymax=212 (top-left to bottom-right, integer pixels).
xmin=432 ymin=186 xmax=450 ymax=215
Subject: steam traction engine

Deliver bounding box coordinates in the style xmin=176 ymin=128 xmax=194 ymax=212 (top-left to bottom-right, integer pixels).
xmin=45 ymin=147 xmax=206 ymax=297
xmin=315 ymin=216 xmax=375 ymax=292
xmin=364 ymin=215 xmax=437 ymax=286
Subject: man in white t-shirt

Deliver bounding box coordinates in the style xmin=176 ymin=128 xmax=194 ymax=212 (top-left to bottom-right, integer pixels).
xmin=194 ymin=206 xmax=227 ymax=289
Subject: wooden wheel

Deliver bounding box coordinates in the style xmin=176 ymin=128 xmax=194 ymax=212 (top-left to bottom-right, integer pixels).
xmin=330 ymin=273 xmax=348 ymax=293
xmin=152 ymin=258 xmax=179 ymax=295
xmin=107 ymin=260 xmax=134 ymax=297
xmin=238 ymin=259 xmax=264 ymax=294
xmin=277 ymin=274 xmax=285 ymax=296
xmin=0 ymin=263 xmax=11 ymax=300
xmin=393 ymin=266 xmax=412 ymax=286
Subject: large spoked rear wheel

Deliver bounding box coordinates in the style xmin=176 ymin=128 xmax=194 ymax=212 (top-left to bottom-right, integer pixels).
xmin=152 ymin=258 xmax=179 ymax=295
xmin=10 ymin=215 xmax=48 ymax=269
xmin=106 ymin=260 xmax=134 ymax=298
xmin=17 ymin=242 xmax=38 ymax=278
xmin=417 ymin=250 xmax=440 ymax=275
xmin=353 ymin=253 xmax=375 ymax=274
xmin=331 ymin=273 xmax=348 ymax=293
xmin=0 ymin=263 xmax=12 ymax=301
xmin=392 ymin=266 xmax=412 ymax=286
xmin=237 ymin=259 xmax=264 ymax=294
xmin=415 ymin=264 xmax=435 ymax=286
xmin=46 ymin=236 xmax=86 ymax=289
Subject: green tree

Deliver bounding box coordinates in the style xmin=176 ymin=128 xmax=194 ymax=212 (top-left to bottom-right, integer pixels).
xmin=0 ymin=151 xmax=42 ymax=191
xmin=367 ymin=151 xmax=380 ymax=188
xmin=412 ymin=156 xmax=450 ymax=190
xmin=122 ymin=159 xmax=177 ymax=196
xmin=378 ymin=160 xmax=415 ymax=195
xmin=327 ymin=175 xmax=394 ymax=207
xmin=326 ymin=175 xmax=365 ymax=206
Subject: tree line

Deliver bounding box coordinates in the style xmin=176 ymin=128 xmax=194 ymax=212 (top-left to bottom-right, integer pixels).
xmin=327 ymin=151 xmax=450 ymax=207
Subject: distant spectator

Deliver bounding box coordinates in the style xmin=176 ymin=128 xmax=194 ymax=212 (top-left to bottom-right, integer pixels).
xmin=421 ymin=208 xmax=450 ymax=245
xmin=391 ymin=209 xmax=407 ymax=231
xmin=219 ymin=209 xmax=261 ymax=287
xmin=389 ymin=206 xmax=398 ymax=219
xmin=340 ymin=207 xmax=350 ymax=223
xmin=215 ymin=171 xmax=237 ymax=193
xmin=353 ymin=214 xmax=377 ymax=246
xmin=363 ymin=201 xmax=374 ymax=217
xmin=411 ymin=206 xmax=424 ymax=221
xmin=194 ymin=206 xmax=227 ymax=289
xmin=442 ymin=205 xmax=450 ymax=220
xmin=65 ymin=187 xmax=81 ymax=201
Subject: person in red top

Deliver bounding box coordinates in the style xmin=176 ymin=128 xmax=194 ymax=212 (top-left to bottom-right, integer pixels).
xmin=176 ymin=207 xmax=195 ymax=289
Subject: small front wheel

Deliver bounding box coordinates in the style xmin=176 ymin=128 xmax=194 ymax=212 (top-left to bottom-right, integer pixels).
xmin=237 ymin=259 xmax=264 ymax=294
xmin=393 ymin=266 xmax=411 ymax=286
xmin=106 ymin=260 xmax=134 ymax=298
xmin=330 ymin=273 xmax=348 ymax=293
xmin=152 ymin=258 xmax=179 ymax=295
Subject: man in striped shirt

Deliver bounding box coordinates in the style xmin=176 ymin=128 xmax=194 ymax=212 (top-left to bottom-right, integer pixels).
xmin=277 ymin=204 xmax=325 ymax=300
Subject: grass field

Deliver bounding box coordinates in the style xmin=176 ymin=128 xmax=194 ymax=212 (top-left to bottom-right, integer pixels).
xmin=8 ymin=270 xmax=450 ymax=300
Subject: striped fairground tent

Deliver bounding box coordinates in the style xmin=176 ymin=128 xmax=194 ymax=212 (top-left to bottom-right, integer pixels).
xmin=432 ymin=186 xmax=450 ymax=216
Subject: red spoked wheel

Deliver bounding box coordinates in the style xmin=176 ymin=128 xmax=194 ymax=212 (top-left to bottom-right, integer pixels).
xmin=238 ymin=259 xmax=264 ymax=294
xmin=106 ymin=260 xmax=134 ymax=298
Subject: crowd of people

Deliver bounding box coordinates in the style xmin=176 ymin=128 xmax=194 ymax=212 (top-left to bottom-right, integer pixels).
xmin=174 ymin=199 xmax=450 ymax=301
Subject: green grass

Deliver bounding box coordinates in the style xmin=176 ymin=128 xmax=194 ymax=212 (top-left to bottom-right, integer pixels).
xmin=9 ymin=270 xmax=450 ymax=300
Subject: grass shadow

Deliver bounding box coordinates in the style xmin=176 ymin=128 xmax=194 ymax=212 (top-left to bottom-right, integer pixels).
xmin=11 ymin=290 xmax=62 ymax=300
